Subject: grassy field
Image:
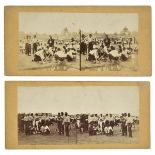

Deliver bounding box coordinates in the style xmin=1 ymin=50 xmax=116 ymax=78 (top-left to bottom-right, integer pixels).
xmin=18 ymin=123 xmax=139 ymax=145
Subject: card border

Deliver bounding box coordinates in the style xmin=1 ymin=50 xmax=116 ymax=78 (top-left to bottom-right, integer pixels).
xmin=5 ymin=81 xmax=150 ymax=149
xmin=4 ymin=6 xmax=152 ymax=76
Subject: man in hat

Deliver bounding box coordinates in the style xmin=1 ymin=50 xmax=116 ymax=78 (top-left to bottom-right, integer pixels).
xmin=103 ymin=35 xmax=111 ymax=48
xmin=98 ymin=114 xmax=104 ymax=133
xmin=64 ymin=112 xmax=70 ymax=136
xmin=47 ymin=35 xmax=54 ymax=49
xmin=87 ymin=34 xmax=94 ymax=52
xmin=61 ymin=112 xmax=64 ymax=135
xmin=80 ymin=34 xmax=87 ymax=55
xmin=32 ymin=35 xmax=38 ymax=54
xmin=126 ymin=113 xmax=134 ymax=137
xmin=25 ymin=35 xmax=32 ymax=56
xmin=121 ymin=113 xmax=128 ymax=136
xmin=57 ymin=112 xmax=63 ymax=135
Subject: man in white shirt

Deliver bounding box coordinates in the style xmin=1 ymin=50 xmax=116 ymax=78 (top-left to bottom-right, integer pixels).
xmin=66 ymin=48 xmax=77 ymax=62
xmin=44 ymin=125 xmax=50 ymax=134
xmin=98 ymin=114 xmax=104 ymax=133
xmin=104 ymin=123 xmax=113 ymax=135
xmin=55 ymin=48 xmax=67 ymax=62
xmin=32 ymin=48 xmax=46 ymax=63
xmin=76 ymin=115 xmax=81 ymax=128
xmin=121 ymin=113 xmax=128 ymax=136
xmin=64 ymin=112 xmax=70 ymax=136
xmin=88 ymin=45 xmax=99 ymax=63
xmin=109 ymin=46 xmax=121 ymax=60
xmin=126 ymin=113 xmax=134 ymax=137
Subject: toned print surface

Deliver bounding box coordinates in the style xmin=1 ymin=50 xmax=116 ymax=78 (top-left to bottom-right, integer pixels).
xmin=19 ymin=13 xmax=138 ymax=72
xmin=5 ymin=82 xmax=150 ymax=149
xmin=18 ymin=86 xmax=139 ymax=145
xmin=5 ymin=6 xmax=151 ymax=76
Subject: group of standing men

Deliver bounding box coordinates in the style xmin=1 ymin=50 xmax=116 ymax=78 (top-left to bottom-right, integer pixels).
xmin=80 ymin=34 xmax=110 ymax=55
xmin=18 ymin=112 xmax=71 ymax=137
xmin=121 ymin=113 xmax=135 ymax=137
xmin=20 ymin=35 xmax=55 ymax=56
xmin=18 ymin=112 xmax=136 ymax=138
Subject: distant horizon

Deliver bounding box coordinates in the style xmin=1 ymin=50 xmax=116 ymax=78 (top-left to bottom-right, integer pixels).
xmin=19 ymin=29 xmax=138 ymax=35
xmin=17 ymin=112 xmax=139 ymax=116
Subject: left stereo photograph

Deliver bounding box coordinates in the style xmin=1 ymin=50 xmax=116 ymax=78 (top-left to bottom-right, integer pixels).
xmin=5 ymin=81 xmax=150 ymax=149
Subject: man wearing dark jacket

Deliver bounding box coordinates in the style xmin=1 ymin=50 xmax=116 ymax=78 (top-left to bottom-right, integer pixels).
xmin=104 ymin=35 xmax=111 ymax=48
xmin=47 ymin=35 xmax=54 ymax=48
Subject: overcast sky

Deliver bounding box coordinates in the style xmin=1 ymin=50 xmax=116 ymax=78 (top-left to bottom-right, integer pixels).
xmin=19 ymin=12 xmax=138 ymax=34
xmin=18 ymin=86 xmax=139 ymax=115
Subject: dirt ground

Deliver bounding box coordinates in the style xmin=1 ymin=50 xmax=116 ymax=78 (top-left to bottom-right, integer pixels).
xmin=19 ymin=52 xmax=80 ymax=71
xmin=19 ymin=52 xmax=138 ymax=72
xmin=18 ymin=123 xmax=139 ymax=145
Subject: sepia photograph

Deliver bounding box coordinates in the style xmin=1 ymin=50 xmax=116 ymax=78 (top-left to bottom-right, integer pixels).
xmin=4 ymin=6 xmax=151 ymax=76
xmin=17 ymin=86 xmax=139 ymax=145
xmin=19 ymin=12 xmax=138 ymax=72
xmin=5 ymin=81 xmax=150 ymax=148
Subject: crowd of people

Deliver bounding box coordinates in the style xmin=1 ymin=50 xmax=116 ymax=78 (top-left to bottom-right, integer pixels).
xmin=19 ymin=35 xmax=79 ymax=64
xmin=18 ymin=112 xmax=138 ymax=138
xmin=19 ymin=33 xmax=138 ymax=66
xmin=80 ymin=34 xmax=138 ymax=64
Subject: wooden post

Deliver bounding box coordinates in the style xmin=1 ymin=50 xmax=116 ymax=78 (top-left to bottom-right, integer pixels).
xmin=75 ymin=119 xmax=78 ymax=144
xmin=79 ymin=29 xmax=82 ymax=71
xmin=86 ymin=44 xmax=89 ymax=61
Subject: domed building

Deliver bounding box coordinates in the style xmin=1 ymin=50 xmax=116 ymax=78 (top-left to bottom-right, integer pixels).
xmin=60 ymin=27 xmax=71 ymax=40
xmin=120 ymin=26 xmax=131 ymax=36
